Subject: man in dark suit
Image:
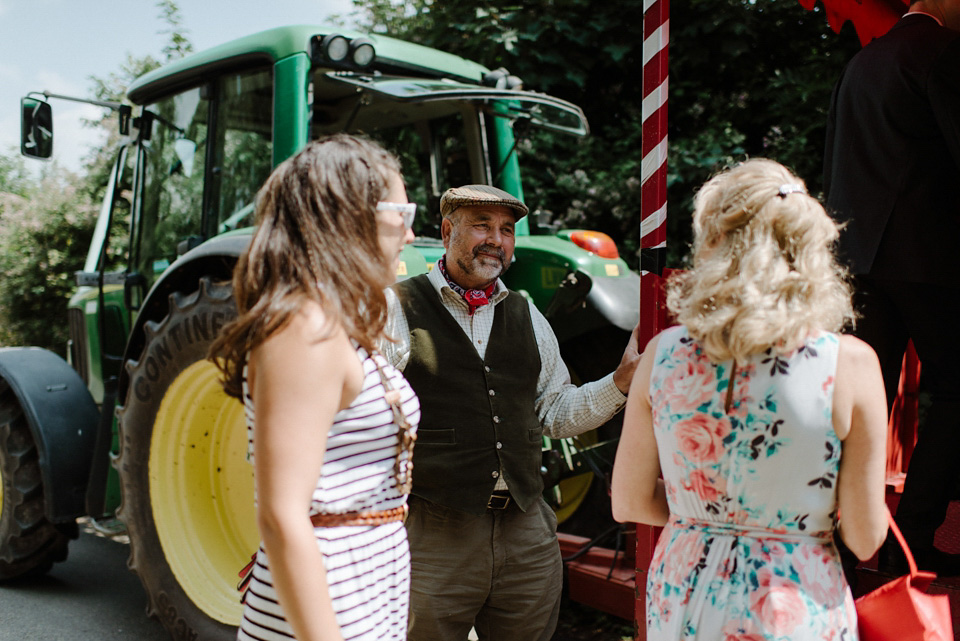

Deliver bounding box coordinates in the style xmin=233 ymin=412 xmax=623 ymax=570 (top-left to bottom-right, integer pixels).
xmin=824 ymin=0 xmax=960 ymax=574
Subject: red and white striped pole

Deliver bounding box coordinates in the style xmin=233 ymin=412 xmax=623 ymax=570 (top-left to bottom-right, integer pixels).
xmin=636 ymin=0 xmax=669 ymax=637
xmin=639 ymin=0 xmax=670 ymax=348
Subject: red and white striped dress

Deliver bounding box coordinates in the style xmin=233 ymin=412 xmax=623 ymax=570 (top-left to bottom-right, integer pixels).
xmin=237 ymin=347 xmax=419 ymax=641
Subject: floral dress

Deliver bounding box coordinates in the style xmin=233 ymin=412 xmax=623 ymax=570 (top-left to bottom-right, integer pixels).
xmin=646 ymin=326 xmax=857 ymax=641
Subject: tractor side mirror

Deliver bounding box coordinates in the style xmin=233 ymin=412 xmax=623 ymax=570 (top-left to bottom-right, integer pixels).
xmin=20 ymin=97 xmax=53 ymax=159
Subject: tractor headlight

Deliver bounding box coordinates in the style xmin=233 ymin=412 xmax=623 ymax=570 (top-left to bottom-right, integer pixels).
xmin=320 ymin=34 xmax=350 ymax=62
xmin=349 ymin=38 xmax=376 ymax=68
xmin=314 ymin=34 xmax=377 ymax=69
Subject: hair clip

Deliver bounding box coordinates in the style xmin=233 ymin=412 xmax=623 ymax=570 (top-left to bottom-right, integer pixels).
xmin=777 ymin=184 xmax=805 ymax=198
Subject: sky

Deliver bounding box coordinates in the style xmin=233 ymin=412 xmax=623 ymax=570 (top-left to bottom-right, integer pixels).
xmin=0 ymin=0 xmax=357 ymax=173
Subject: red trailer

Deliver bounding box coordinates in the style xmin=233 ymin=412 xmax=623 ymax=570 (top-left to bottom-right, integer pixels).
xmin=558 ymin=0 xmax=960 ymax=635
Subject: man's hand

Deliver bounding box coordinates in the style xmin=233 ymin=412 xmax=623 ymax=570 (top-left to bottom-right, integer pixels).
xmin=612 ymin=323 xmax=641 ymax=395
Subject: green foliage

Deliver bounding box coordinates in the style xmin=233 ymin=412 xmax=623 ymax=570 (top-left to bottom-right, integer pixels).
xmin=0 ymin=0 xmax=191 ymax=351
xmin=82 ymin=0 xmax=186 ymax=200
xmin=0 ymin=169 xmax=97 ymax=352
xmin=156 ymin=0 xmax=194 ymax=62
xmin=0 ymin=152 xmax=34 ymax=197
xmin=667 ymin=0 xmax=860 ymax=263
xmin=352 ymin=0 xmax=862 ymax=269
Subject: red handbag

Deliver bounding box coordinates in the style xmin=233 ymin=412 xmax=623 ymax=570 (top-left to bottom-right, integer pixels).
xmin=855 ymin=511 xmax=953 ymax=641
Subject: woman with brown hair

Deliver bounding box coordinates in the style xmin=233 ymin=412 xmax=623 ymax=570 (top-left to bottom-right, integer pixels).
xmin=612 ymin=159 xmax=888 ymax=640
xmin=210 ymin=134 xmax=419 ymax=641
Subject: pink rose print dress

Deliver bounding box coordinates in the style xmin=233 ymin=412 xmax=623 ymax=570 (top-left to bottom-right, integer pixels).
xmin=646 ymin=325 xmax=857 ymax=641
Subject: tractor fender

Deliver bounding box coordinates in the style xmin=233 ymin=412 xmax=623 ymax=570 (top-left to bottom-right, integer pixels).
xmin=586 ymin=269 xmax=641 ymax=332
xmin=117 ymin=232 xmax=251 ymax=403
xmin=548 ymin=269 xmax=641 ymax=344
xmin=0 ymin=347 xmax=99 ymax=522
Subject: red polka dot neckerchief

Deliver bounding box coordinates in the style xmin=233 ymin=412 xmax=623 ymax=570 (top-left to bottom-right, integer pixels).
xmin=437 ymin=256 xmax=496 ymax=316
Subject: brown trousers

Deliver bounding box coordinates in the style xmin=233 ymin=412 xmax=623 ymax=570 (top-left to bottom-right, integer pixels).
xmin=405 ymin=495 xmax=563 ymax=641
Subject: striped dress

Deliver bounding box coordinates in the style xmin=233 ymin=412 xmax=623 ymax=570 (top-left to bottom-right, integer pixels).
xmin=237 ymin=346 xmax=419 ymax=641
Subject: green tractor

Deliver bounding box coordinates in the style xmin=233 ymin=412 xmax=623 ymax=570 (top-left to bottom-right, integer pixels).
xmin=10 ymin=25 xmax=639 ymax=639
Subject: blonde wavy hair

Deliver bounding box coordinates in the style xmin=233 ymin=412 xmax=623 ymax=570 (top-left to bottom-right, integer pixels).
xmin=666 ymin=158 xmax=854 ymax=363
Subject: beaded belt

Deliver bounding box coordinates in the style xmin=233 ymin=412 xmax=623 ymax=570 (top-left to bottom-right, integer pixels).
xmin=310 ymin=505 xmax=408 ymax=527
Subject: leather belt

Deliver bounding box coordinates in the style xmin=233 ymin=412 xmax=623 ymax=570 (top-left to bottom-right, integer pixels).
xmin=310 ymin=505 xmax=408 ymax=527
xmin=487 ymin=491 xmax=512 ymax=510
xmin=238 ymin=505 xmax=409 ymax=601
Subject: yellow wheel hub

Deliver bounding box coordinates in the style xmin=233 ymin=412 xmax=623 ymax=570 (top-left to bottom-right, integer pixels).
xmin=150 ymin=360 xmax=256 ymax=625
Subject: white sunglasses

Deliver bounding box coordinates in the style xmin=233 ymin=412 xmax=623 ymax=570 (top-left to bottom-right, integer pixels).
xmin=376 ymin=201 xmax=417 ymax=230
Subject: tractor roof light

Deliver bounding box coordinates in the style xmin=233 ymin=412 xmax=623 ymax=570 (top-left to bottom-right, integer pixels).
xmin=569 ymin=230 xmax=620 ymax=260
xmin=320 ymin=34 xmax=350 ymax=62
xmin=349 ymin=38 xmax=376 ymax=68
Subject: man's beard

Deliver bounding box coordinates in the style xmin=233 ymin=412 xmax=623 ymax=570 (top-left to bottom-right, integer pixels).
xmin=456 ymin=243 xmax=508 ymax=283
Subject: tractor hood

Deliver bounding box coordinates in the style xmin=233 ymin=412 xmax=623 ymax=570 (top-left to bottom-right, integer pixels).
xmin=325 ymin=71 xmax=590 ymax=136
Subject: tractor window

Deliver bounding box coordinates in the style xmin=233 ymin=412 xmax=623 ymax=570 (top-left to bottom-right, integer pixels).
xmin=134 ymin=67 xmax=273 ymax=284
xmin=136 ymin=86 xmax=209 ymax=279
xmin=370 ymin=114 xmax=475 ymax=238
xmin=308 ymin=71 xmax=483 ymax=239
xmin=103 ymin=150 xmax=135 ymax=274
xmin=209 ymin=68 xmax=273 ymax=235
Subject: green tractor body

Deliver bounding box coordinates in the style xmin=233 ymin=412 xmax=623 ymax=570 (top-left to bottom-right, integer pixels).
xmin=7 ymin=25 xmax=639 ymax=639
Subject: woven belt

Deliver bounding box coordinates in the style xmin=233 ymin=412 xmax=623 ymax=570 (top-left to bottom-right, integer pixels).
xmin=310 ymin=505 xmax=408 ymax=527
xmin=487 ymin=491 xmax=512 ymax=510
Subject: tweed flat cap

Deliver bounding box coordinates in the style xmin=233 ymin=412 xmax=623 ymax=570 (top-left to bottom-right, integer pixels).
xmin=439 ymin=184 xmax=528 ymax=220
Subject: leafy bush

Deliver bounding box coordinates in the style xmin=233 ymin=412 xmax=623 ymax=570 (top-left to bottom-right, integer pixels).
xmin=0 ymin=167 xmax=96 ymax=353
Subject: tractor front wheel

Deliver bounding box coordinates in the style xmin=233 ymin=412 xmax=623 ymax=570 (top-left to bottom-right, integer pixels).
xmin=116 ymin=277 xmax=255 ymax=641
xmin=0 ymin=380 xmax=75 ymax=580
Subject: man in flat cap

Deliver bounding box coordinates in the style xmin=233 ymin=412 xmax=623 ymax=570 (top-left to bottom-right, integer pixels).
xmin=383 ymin=184 xmax=640 ymax=641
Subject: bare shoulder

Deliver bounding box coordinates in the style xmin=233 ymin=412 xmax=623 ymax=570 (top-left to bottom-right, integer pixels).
xmin=833 ymin=334 xmax=885 ymax=440
xmin=627 ymin=332 xmax=665 ymax=402
xmin=272 ymin=300 xmax=343 ymax=346
xmin=637 ymin=332 xmax=665 ymax=371
xmin=642 ymin=332 xmax=663 ymax=357
xmin=256 ymin=300 xmax=350 ymax=368
xmin=251 ymin=300 xmax=362 ymax=409
xmin=836 ymin=334 xmax=881 ymax=371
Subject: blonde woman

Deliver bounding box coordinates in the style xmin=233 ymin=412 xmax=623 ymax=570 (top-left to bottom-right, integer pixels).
xmin=210 ymin=134 xmax=419 ymax=641
xmin=612 ymin=159 xmax=888 ymax=640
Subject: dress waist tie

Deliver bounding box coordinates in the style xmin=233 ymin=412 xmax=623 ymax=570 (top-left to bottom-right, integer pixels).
xmin=668 ymin=515 xmax=834 ymax=544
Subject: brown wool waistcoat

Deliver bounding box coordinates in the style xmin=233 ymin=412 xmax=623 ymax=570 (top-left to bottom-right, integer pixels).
xmin=393 ymin=275 xmax=543 ymax=515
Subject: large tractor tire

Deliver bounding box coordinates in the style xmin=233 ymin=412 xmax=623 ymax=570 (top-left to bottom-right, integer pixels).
xmin=0 ymin=379 xmax=75 ymax=579
xmin=116 ymin=277 xmax=256 ymax=641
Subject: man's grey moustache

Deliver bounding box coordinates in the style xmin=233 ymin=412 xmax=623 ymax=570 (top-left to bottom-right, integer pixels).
xmin=474 ymin=245 xmax=505 ymax=261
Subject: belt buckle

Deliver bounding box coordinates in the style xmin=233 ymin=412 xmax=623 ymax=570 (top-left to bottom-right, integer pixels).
xmin=487 ymin=493 xmax=511 ymax=510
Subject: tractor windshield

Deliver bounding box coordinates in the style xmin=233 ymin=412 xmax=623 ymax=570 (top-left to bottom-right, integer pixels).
xmin=310 ymin=71 xmax=588 ymax=236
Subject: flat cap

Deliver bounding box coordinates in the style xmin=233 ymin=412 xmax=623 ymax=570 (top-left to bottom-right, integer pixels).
xmin=440 ymin=184 xmax=528 ymax=220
